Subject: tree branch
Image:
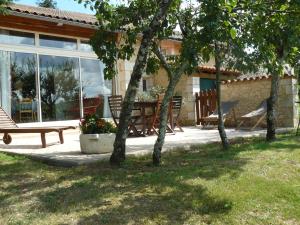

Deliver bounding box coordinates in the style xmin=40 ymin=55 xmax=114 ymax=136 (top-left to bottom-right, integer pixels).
xmin=152 ymin=41 xmax=173 ymax=78
xmin=176 ymin=14 xmax=187 ymax=36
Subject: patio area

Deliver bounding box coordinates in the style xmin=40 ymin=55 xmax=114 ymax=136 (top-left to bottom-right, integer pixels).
xmin=0 ymin=127 xmax=292 ymax=167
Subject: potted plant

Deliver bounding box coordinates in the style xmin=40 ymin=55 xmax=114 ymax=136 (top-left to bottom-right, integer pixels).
xmin=79 ymin=114 xmax=117 ymax=154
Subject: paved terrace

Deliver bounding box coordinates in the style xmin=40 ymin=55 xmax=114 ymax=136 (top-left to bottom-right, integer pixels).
xmin=0 ymin=127 xmax=292 ymax=167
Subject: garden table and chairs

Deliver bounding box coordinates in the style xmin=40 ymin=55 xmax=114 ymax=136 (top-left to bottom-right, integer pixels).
xmin=108 ymin=95 xmax=183 ymax=137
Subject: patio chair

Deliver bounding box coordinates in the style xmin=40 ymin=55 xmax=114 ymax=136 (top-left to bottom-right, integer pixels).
xmin=149 ymin=94 xmax=174 ymax=135
xmin=202 ymin=100 xmax=239 ymax=126
xmin=170 ymin=96 xmax=184 ymax=132
xmin=19 ymin=98 xmax=34 ymax=122
xmin=237 ymin=99 xmax=267 ymax=130
xmin=108 ymin=95 xmax=142 ymax=136
xmin=0 ymin=106 xmax=76 ymax=148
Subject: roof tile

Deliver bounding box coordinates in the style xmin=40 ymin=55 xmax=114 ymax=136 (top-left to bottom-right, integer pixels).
xmin=7 ymin=3 xmax=98 ymax=26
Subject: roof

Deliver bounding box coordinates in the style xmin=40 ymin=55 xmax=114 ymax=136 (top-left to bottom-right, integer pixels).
xmin=222 ymin=73 xmax=294 ymax=84
xmin=4 ymin=3 xmax=185 ymax=41
xmin=197 ymin=66 xmax=241 ymax=77
xmin=6 ymin=3 xmax=98 ymax=26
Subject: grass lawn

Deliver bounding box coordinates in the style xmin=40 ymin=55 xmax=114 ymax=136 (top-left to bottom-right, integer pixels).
xmin=0 ymin=134 xmax=300 ymax=225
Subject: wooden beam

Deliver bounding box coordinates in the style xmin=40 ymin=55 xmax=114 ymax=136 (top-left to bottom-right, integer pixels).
xmin=0 ymin=15 xmax=95 ymax=39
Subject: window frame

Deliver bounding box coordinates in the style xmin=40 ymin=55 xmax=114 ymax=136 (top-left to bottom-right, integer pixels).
xmin=0 ymin=26 xmax=114 ymax=124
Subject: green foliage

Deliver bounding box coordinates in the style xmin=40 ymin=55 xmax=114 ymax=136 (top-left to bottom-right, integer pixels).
xmin=80 ymin=114 xmax=117 ymax=134
xmin=194 ymin=0 xmax=249 ymax=72
xmin=241 ymin=1 xmax=300 ymax=75
xmin=0 ymin=0 xmax=12 ymax=14
xmin=136 ymin=85 xmax=165 ymax=101
xmin=77 ymin=0 xmax=185 ymax=80
xmin=36 ymin=0 xmax=57 ymax=9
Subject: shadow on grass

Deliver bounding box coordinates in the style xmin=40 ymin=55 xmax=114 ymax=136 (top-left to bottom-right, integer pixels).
xmin=0 ymin=134 xmax=299 ymax=224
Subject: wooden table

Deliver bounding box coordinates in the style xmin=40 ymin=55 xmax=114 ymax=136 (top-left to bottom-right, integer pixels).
xmin=133 ymin=101 xmax=157 ymax=136
xmin=132 ymin=100 xmax=175 ymax=136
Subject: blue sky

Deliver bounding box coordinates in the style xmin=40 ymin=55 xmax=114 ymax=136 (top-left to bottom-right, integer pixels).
xmin=15 ymin=0 xmax=95 ymax=14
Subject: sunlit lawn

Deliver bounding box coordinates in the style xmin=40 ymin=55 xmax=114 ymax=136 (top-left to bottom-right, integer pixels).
xmin=0 ymin=134 xmax=299 ymax=225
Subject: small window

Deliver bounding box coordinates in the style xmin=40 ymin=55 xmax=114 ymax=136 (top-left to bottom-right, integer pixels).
xmin=80 ymin=40 xmax=93 ymax=52
xmin=0 ymin=29 xmax=35 ymax=45
xmin=39 ymin=34 xmax=77 ymax=50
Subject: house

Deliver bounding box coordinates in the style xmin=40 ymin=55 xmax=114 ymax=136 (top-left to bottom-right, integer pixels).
xmin=1 ymin=4 xmax=296 ymax=128
xmin=0 ymin=3 xmax=239 ymax=127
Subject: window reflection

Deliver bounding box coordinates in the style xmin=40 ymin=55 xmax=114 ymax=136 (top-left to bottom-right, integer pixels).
xmin=11 ymin=52 xmax=37 ymax=123
xmin=0 ymin=51 xmax=112 ymax=123
xmin=80 ymin=40 xmax=93 ymax=52
xmin=39 ymin=35 xmax=77 ymax=50
xmin=81 ymin=59 xmax=112 ymax=117
xmin=39 ymin=55 xmax=80 ymax=121
xmin=0 ymin=29 xmax=35 ymax=46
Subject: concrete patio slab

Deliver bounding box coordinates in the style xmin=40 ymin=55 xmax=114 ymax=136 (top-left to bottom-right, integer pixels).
xmin=0 ymin=127 xmax=293 ymax=167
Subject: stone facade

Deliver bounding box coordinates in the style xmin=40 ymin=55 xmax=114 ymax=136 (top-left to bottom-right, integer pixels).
xmin=152 ymin=70 xmax=200 ymax=125
xmin=221 ymin=77 xmax=298 ymax=128
xmin=115 ymin=39 xmax=202 ymax=125
xmin=115 ymin=38 xmax=298 ymax=129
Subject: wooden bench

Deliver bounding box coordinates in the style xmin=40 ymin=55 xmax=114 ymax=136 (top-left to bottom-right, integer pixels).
xmin=0 ymin=107 xmax=76 ymax=148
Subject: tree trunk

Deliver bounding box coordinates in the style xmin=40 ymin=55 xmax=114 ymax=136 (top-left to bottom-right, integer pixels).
xmin=215 ymin=45 xmax=229 ymax=150
xmin=153 ymin=63 xmax=188 ymax=166
xmin=110 ymin=0 xmax=173 ymax=166
xmin=266 ymin=71 xmax=280 ymax=141
xmin=266 ymin=46 xmax=283 ymax=142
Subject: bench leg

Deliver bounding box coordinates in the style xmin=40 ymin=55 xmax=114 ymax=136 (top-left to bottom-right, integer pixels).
xmin=41 ymin=133 xmax=46 ymax=148
xmin=59 ymin=131 xmax=64 ymax=144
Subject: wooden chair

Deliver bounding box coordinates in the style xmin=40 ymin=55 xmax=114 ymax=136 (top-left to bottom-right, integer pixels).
xmin=19 ymin=98 xmax=34 ymax=122
xmin=171 ymin=96 xmax=184 ymax=132
xmin=0 ymin=106 xmax=76 ymax=148
xmin=149 ymin=94 xmax=174 ymax=135
xmin=202 ymin=101 xmax=239 ymax=126
xmin=108 ymin=95 xmax=141 ymax=136
xmin=237 ymin=100 xmax=267 ymax=130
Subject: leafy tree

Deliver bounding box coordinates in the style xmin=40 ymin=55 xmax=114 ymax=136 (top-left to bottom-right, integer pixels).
xmin=194 ymin=0 xmax=248 ymax=149
xmin=36 ymin=0 xmax=57 ymax=9
xmin=78 ymin=0 xmax=177 ymax=165
xmin=151 ymin=5 xmax=202 ymax=165
xmin=243 ymin=1 xmax=300 ymax=141
xmin=0 ymin=0 xmax=12 ymax=14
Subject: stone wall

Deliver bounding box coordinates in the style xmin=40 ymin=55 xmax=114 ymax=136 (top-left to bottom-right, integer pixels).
xmin=221 ymin=77 xmax=298 ymax=128
xmin=152 ymin=71 xmax=199 ymax=125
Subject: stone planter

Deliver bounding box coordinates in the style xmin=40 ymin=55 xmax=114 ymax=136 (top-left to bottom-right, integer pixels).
xmin=80 ymin=133 xmax=115 ymax=154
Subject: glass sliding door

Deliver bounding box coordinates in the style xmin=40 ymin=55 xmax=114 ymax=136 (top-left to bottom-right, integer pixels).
xmin=0 ymin=51 xmax=37 ymax=123
xmin=39 ymin=55 xmax=80 ymax=121
xmin=11 ymin=52 xmax=37 ymax=123
xmin=80 ymin=59 xmax=112 ymax=118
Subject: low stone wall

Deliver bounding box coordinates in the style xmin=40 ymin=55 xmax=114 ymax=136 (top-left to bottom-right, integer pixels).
xmin=221 ymin=77 xmax=298 ymax=128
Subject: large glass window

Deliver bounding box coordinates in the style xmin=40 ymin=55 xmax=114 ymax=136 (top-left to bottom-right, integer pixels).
xmin=39 ymin=35 xmax=77 ymax=50
xmin=81 ymin=59 xmax=112 ymax=118
xmin=0 ymin=29 xmax=35 ymax=46
xmin=39 ymin=55 xmax=80 ymax=121
xmin=0 ymin=51 xmax=37 ymax=123
xmin=11 ymin=52 xmax=37 ymax=123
